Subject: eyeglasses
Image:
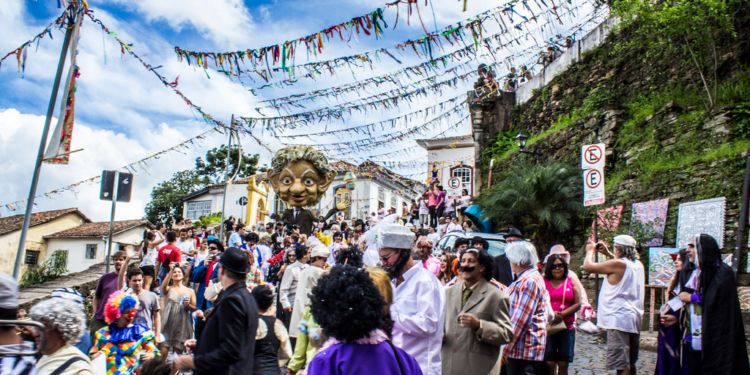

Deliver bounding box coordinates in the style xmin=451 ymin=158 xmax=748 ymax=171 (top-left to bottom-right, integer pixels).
xmin=209 ymin=246 xmax=218 ymax=250
xmin=379 ymin=251 xmax=398 ymax=263
xmin=552 ymin=264 xmax=565 ymax=270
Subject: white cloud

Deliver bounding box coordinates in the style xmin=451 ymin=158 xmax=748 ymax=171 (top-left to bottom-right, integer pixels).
xmin=0 ymin=108 xmax=215 ymax=221
xmin=110 ymin=0 xmax=256 ymax=48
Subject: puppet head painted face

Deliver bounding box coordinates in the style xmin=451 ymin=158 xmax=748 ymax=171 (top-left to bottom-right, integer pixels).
xmin=268 ymin=146 xmax=336 ymax=208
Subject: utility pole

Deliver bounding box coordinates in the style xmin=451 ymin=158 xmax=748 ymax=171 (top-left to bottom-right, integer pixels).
xmin=219 ymin=116 xmax=234 ymax=243
xmin=13 ymin=10 xmax=81 ymax=279
xmin=734 ymin=149 xmax=750 ymax=274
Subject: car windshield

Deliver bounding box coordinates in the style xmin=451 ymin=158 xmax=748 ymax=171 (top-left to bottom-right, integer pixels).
xmin=486 ymin=239 xmax=506 ymax=257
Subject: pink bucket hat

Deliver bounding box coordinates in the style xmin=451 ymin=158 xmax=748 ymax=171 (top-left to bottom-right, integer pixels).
xmin=544 ymin=244 xmax=571 ymax=264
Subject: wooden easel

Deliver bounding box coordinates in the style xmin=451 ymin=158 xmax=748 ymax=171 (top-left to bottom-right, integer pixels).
xmin=645 ymin=284 xmax=668 ymax=332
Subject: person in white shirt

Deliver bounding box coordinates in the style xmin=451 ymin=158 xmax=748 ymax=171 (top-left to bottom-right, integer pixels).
xmin=176 ymin=228 xmax=196 ymax=286
xmin=289 ymin=245 xmax=329 ymax=341
xmin=437 ymin=217 xmax=448 ymax=237
xmin=445 ymin=217 xmax=462 ymax=234
xmin=427 ymin=227 xmax=440 ymax=245
xmin=279 ymin=246 xmax=310 ymax=323
xmin=418 ymin=197 xmax=430 ymax=228
xmin=377 ymin=224 xmax=445 ymax=375
xmin=583 ymin=235 xmax=645 ymax=375
xmin=153 ymin=222 xmax=167 ymax=249
xmin=327 ymin=231 xmax=346 ymax=266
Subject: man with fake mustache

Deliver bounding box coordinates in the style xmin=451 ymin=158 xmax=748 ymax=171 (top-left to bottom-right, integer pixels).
xmin=378 ymin=223 xmax=445 ymax=375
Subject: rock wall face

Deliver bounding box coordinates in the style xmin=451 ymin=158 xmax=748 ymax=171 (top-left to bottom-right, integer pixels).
xmin=474 ymin=7 xmax=750 ymax=284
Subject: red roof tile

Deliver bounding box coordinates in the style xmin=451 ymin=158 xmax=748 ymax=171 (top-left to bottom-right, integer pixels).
xmin=0 ymin=208 xmax=92 ymax=236
xmin=44 ymin=219 xmax=154 ymax=238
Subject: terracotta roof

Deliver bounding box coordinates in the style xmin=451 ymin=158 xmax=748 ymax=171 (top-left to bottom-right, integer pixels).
xmin=0 ymin=208 xmax=92 ymax=236
xmin=44 ymin=219 xmax=154 ymax=238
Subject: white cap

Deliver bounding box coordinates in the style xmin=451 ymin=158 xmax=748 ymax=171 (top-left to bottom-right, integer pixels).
xmin=613 ymin=235 xmax=637 ymax=248
xmin=0 ymin=273 xmax=18 ymax=309
xmin=311 ymin=245 xmax=331 ymax=259
xmin=377 ymin=224 xmax=415 ymax=250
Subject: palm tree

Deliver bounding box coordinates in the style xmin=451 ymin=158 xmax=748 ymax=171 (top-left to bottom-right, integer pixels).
xmin=476 ymin=160 xmax=584 ymax=255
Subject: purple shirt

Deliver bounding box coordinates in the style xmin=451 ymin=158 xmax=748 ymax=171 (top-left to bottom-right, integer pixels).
xmin=436 ymin=191 xmax=446 ymax=208
xmin=309 ymin=341 xmax=423 ymax=375
xmin=94 ymin=272 xmax=120 ymax=320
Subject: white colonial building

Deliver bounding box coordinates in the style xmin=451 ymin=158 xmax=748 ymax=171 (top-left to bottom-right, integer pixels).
xmin=181 ymin=164 xmax=422 ymax=227
xmin=415 ymin=135 xmax=477 ymax=199
xmin=44 ymin=219 xmax=153 ymax=273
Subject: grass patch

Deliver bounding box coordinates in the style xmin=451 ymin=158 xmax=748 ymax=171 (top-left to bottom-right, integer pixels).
xmin=643 ymin=140 xmax=750 ymax=173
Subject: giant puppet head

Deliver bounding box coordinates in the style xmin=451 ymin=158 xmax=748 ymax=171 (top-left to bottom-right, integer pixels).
xmin=268 ymin=146 xmax=337 ymax=208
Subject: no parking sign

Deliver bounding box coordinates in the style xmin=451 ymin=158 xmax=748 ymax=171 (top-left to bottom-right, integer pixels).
xmin=582 ymin=144 xmax=605 ymax=206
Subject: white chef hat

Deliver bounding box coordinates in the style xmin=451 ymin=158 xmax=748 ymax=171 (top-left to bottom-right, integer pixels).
xmin=377 ymin=224 xmax=415 ymax=250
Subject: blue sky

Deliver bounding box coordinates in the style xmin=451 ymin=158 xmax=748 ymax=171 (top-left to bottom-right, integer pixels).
xmin=0 ymin=0 xmax=601 ymax=220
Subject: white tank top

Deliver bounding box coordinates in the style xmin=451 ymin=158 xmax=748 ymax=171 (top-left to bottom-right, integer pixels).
xmin=596 ymin=258 xmax=645 ymax=334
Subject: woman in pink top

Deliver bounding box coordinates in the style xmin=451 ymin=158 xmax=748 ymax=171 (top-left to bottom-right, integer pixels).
xmin=543 ymin=254 xmax=581 ymax=375
xmin=426 ymin=187 xmax=437 ymax=228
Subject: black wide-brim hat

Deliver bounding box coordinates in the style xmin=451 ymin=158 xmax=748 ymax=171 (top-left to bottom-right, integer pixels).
xmin=506 ymin=228 xmax=525 ymax=240
xmin=219 ymin=247 xmax=250 ymax=274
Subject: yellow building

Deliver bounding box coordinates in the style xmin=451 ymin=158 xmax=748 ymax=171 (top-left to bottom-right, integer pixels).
xmin=244 ymin=174 xmax=276 ymax=226
xmin=0 ymin=208 xmax=91 ymax=276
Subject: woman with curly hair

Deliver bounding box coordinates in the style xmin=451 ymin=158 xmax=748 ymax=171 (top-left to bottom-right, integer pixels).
xmin=307 ymin=265 xmax=422 ymax=374
xmin=31 ymin=298 xmax=94 ymax=375
xmin=335 ymin=244 xmax=364 ymax=268
xmin=90 ymin=290 xmax=159 ymax=375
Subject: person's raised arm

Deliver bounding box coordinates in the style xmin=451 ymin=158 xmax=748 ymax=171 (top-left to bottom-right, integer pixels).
xmin=162 ymin=263 xmax=175 ymax=296
xmin=118 ymin=246 xmax=137 ymax=290
xmin=582 ymin=243 xmax=624 ymax=275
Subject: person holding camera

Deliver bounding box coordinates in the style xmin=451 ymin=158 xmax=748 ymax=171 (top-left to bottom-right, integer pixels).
xmin=583 ymin=235 xmax=645 ymax=375
xmin=192 ymin=240 xmax=223 ymax=312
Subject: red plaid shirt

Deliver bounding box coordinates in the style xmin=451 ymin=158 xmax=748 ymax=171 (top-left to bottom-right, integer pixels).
xmin=502 ymin=267 xmax=548 ymax=361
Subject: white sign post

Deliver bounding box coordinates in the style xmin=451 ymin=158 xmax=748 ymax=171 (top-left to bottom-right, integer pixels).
xmin=582 ymin=144 xmax=606 ymax=206
xmin=446 ymin=177 xmax=462 ymax=199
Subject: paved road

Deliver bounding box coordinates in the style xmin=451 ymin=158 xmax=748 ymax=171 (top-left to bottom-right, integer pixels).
xmin=568 ymin=332 xmax=657 ymax=374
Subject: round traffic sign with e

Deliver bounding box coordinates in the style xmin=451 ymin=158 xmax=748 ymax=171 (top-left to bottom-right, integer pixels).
xmin=448 ymin=177 xmax=461 ymax=189
xmin=585 ymin=169 xmax=602 ymax=189
xmin=584 ymin=145 xmax=603 ymax=165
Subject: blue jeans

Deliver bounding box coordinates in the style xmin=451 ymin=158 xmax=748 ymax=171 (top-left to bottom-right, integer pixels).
xmin=544 ymin=328 xmax=576 ymax=362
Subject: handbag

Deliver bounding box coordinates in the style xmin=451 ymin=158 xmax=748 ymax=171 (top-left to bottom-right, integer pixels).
xmin=547 ymin=279 xmax=569 ymax=336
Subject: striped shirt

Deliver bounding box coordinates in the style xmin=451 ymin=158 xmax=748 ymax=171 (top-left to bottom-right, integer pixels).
xmin=0 ymin=343 xmax=35 ymax=375
xmin=502 ymin=267 xmax=548 ymax=361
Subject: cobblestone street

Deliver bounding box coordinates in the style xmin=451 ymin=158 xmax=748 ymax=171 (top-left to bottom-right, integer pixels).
xmin=569 ymin=333 xmax=657 ymax=374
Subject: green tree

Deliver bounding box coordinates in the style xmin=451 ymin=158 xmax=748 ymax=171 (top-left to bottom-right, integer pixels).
xmin=195 ymin=145 xmax=260 ymax=183
xmin=145 ymin=170 xmax=209 ymax=223
xmin=612 ymin=0 xmax=737 ymax=112
xmin=475 ymin=160 xmax=584 ymax=254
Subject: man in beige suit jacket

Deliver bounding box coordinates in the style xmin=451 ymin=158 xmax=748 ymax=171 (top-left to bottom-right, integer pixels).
xmin=442 ymin=248 xmax=513 ymax=375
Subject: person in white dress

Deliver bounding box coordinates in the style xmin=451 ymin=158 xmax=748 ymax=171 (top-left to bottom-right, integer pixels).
xmin=377 ymin=223 xmax=445 ymax=375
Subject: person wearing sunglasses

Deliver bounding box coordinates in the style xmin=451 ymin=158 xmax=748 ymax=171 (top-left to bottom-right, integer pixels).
xmin=377 ymin=224 xmax=445 ymax=375
xmin=192 ymin=240 xmax=224 ymax=311
xmin=542 ymin=253 xmax=581 ymax=375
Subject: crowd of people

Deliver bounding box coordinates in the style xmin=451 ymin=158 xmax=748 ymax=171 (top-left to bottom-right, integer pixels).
xmin=0 ymin=207 xmax=747 ymax=375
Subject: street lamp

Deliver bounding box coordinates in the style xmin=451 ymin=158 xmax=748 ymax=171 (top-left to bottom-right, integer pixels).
xmin=515 ymin=132 xmax=540 ymax=163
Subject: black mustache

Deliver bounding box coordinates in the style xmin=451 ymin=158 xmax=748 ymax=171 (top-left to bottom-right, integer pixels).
xmin=460 ymin=266 xmax=475 ymax=273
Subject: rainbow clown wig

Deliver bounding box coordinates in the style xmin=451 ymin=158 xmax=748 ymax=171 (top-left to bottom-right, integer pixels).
xmin=104 ymin=290 xmax=140 ymax=324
